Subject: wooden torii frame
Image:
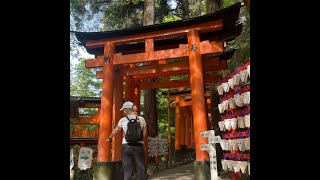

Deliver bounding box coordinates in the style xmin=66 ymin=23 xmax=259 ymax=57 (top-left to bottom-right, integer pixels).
xmin=74 ymin=2 xmax=242 ymax=179
xmin=162 ymin=86 xmax=212 ymax=163
xmin=159 ymin=51 xmax=236 ymax=172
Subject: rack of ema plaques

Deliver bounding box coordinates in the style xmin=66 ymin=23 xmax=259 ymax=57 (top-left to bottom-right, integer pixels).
xmin=216 ymin=61 xmax=250 ymax=176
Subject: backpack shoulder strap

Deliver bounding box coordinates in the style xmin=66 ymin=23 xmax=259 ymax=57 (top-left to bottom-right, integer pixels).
xmin=126 ymin=116 xmax=136 ymax=122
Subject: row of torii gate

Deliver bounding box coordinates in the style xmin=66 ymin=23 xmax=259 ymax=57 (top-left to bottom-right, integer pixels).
xmin=74 ymin=2 xmax=242 ymax=179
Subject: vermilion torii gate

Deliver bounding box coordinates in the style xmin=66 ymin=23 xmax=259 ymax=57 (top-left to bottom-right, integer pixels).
xmin=74 ymin=2 xmax=242 ymax=179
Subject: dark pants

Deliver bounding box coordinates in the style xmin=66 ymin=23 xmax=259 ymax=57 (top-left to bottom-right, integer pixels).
xmin=122 ymin=144 xmax=147 ymax=180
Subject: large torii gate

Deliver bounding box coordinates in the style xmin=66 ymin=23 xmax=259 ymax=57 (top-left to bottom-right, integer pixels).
xmin=74 ymin=2 xmax=242 ymax=179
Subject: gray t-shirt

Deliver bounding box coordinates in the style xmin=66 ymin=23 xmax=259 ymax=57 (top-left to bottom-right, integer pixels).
xmin=117 ymin=114 xmax=147 ymax=144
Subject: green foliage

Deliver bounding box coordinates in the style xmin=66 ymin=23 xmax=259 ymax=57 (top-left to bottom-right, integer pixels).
xmin=162 ymin=15 xmax=182 ymax=23
xmin=82 ymin=124 xmax=90 ymax=131
xmin=188 ymin=0 xmax=206 ymax=17
xmin=74 ymin=168 xmax=93 ymax=180
xmin=170 ymin=74 xmax=188 ymax=81
xmin=82 ymin=124 xmax=98 ymax=134
xmin=223 ymin=0 xmax=239 ymax=8
xmin=70 ymin=58 xmax=101 ymax=115
xmin=225 ymin=3 xmax=250 ymax=71
xmin=79 ymin=108 xmax=99 ymax=115
xmin=70 ymin=124 xmax=78 ymax=136
xmin=71 ymin=0 xmax=173 ymax=31
xmin=88 ymin=124 xmax=99 ymax=131
xmin=155 ymin=0 xmax=170 ymax=23
xmin=102 ymin=0 xmax=144 ymax=30
xmin=156 ymin=89 xmax=175 ymax=140
xmin=70 ymin=58 xmax=102 ymax=97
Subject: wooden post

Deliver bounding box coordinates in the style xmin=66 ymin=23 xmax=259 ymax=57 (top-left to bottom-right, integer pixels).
xmin=92 ymin=108 xmax=101 ymax=123
xmin=174 ymin=96 xmax=181 ymax=150
xmin=98 ymin=41 xmax=114 ymax=162
xmin=167 ymin=90 xmax=172 ymax=166
xmin=125 ymin=76 xmax=134 ymax=102
xmin=190 ymin=109 xmax=194 ymax=147
xmin=232 ymin=172 xmax=242 ymax=180
xmin=186 ymin=106 xmax=191 ymax=148
xmin=144 ymin=128 xmax=148 ymax=165
xmin=133 ymin=80 xmax=141 ymax=115
xmin=187 ymin=29 xmax=208 ymax=161
xmin=180 ymin=106 xmax=186 ymax=146
xmin=243 ymin=0 xmax=250 ymax=12
xmin=112 ymin=65 xmax=123 ymax=161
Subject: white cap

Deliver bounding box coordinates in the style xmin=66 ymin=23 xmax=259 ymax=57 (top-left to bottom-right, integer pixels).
xmin=120 ymin=101 xmax=134 ymax=111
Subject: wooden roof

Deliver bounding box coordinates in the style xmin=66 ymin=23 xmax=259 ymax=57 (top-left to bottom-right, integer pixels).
xmin=72 ymin=2 xmax=242 ymax=56
xmin=70 ymin=96 xmax=101 ymax=108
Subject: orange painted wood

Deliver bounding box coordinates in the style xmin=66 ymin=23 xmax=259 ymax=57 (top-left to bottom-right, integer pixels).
xmin=133 ymin=69 xmax=190 ymax=80
xmin=158 ymin=60 xmax=166 ymax=64
xmin=200 ymin=41 xmax=223 ymax=54
xmin=145 ymin=38 xmax=154 ymax=53
xmin=186 ymin=107 xmax=191 ymax=148
xmin=85 ymin=20 xmax=222 ymax=48
xmin=178 ymin=98 xmax=211 ymax=107
xmin=88 ymin=41 xmax=222 ymax=68
xmin=232 ymin=172 xmax=241 ymax=180
xmin=125 ymin=56 xmax=214 ymax=76
xmin=113 ymin=44 xmax=188 ymax=65
xmin=113 ymin=41 xmax=223 ymax=65
xmin=96 ymin=60 xmax=227 ymax=79
xmin=88 ymin=49 xmax=220 ymax=70
xmin=112 ymin=67 xmax=123 ymax=161
xmin=85 ymin=56 xmax=103 ymax=68
xmin=98 ymin=41 xmax=115 ymax=162
xmin=139 ymin=79 xmax=189 ymax=89
xmin=127 ymin=60 xmax=189 ymax=76
xmin=188 ymin=29 xmax=208 ymax=161
xmin=168 ymin=90 xmax=211 ymax=100
xmin=95 ymin=58 xmax=226 ymax=79
xmin=167 ymin=91 xmax=172 ymax=165
xmin=133 ymin=85 xmax=141 ymax=115
xmin=180 ymin=107 xmax=186 ymax=146
xmin=170 ymin=92 xmax=211 ymax=101
xmin=125 ymin=76 xmax=135 ymax=102
xmin=78 ymin=103 xmax=101 ymax=108
xmin=138 ymin=75 xmax=221 ymax=89
xmin=92 ymin=108 xmax=101 ymax=123
xmin=175 ymin=96 xmax=181 ymax=150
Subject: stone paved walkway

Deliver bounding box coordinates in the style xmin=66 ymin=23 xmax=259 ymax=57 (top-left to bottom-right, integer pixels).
xmin=148 ymin=162 xmax=238 ymax=180
xmin=148 ymin=163 xmax=195 ymax=180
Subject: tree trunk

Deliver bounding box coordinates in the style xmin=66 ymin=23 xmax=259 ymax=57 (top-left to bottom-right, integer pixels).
xmin=143 ymin=0 xmax=157 ymax=137
xmin=210 ymin=85 xmax=223 ymax=173
xmin=206 ymin=1 xmax=223 ymax=172
xmin=144 ymin=81 xmax=158 ymax=137
xmin=70 ymin=103 xmax=79 ymax=120
xmin=143 ymin=0 xmax=155 ymax=25
xmin=143 ymin=0 xmax=158 ymax=165
xmin=181 ymin=0 xmax=189 ymax=19
xmin=243 ymin=0 xmax=250 ymax=12
xmin=143 ymin=0 xmax=157 ymax=138
xmin=205 ymin=0 xmax=222 ymax=14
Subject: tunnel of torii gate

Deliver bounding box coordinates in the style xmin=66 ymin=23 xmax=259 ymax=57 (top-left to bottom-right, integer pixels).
xmin=74 ymin=2 xmax=242 ymax=178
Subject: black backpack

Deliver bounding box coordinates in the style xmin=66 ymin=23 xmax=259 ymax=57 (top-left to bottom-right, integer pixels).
xmin=125 ymin=116 xmax=143 ymax=144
